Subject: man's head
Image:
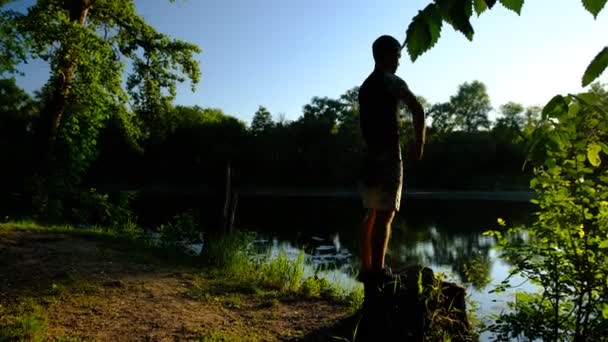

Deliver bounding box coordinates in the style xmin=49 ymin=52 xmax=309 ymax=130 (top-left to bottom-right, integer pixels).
xmin=372 ymin=35 xmax=402 ymax=74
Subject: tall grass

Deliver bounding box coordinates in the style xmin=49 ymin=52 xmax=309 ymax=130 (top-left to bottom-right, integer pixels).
xmin=202 ymin=231 xmax=363 ymax=311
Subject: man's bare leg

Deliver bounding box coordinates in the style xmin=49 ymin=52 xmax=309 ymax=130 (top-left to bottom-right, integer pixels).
xmin=360 ymin=209 xmax=376 ymax=275
xmin=371 ymin=209 xmax=396 ymax=272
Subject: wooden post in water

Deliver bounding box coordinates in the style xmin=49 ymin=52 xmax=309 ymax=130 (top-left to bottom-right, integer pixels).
xmin=222 ymin=164 xmax=238 ymax=235
xmin=228 ymin=192 xmax=238 ymax=235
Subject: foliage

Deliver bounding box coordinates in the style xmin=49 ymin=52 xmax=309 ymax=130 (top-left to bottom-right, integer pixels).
xmin=0 ymin=77 xmax=37 ymax=190
xmin=429 ymin=80 xmax=492 ymax=135
xmin=69 ymin=188 xmax=135 ymax=227
xmin=450 ymin=80 xmax=492 ymax=132
xmin=250 ymin=105 xmax=274 ymax=135
xmin=404 ymin=3 xmax=607 ymax=336
xmin=0 ymin=5 xmax=27 ymax=75
xmin=0 ymin=0 xmax=201 ymax=221
xmin=202 ymin=230 xmax=257 ymax=270
xmin=199 ymin=231 xmax=364 ymax=311
xmin=462 ymin=255 xmax=491 ymax=289
xmin=258 ymin=250 xmax=306 ymax=292
xmin=404 ymin=0 xmax=607 ymax=86
xmin=423 ymin=273 xmax=477 ymax=342
xmin=485 ymin=87 xmax=608 ymax=340
xmin=157 ymin=210 xmax=202 ymax=250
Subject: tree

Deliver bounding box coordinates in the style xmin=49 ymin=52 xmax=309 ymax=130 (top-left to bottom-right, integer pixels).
xmin=427 ymin=101 xmax=456 ymax=136
xmin=3 ymin=0 xmax=200 ymax=165
xmin=301 ymin=96 xmax=345 ymax=132
xmin=250 ymin=105 xmax=273 ymax=135
xmin=493 ymin=101 xmax=525 ymax=142
xmin=497 ymin=102 xmax=525 ymax=129
xmin=0 ymin=0 xmax=201 ymax=220
xmin=0 ymin=3 xmax=27 ymax=75
xmin=426 ymin=81 xmax=491 ymax=135
xmin=336 ymin=87 xmax=361 ymax=141
xmin=450 ymin=80 xmax=492 ymax=132
xmin=338 ymin=86 xmax=359 ymax=124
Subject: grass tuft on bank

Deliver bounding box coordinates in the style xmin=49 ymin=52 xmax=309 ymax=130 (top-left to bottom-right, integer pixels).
xmin=200 ymin=230 xmax=364 ymax=311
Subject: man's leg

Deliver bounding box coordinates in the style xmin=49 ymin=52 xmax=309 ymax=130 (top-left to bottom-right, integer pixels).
xmin=371 ymin=209 xmax=396 ymax=272
xmin=360 ymin=208 xmax=376 ymax=275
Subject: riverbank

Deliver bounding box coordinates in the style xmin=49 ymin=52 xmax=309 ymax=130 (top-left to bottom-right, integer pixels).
xmin=0 ymin=222 xmax=358 ymax=341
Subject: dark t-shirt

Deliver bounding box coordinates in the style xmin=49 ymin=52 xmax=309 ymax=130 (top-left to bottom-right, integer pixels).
xmin=358 ymin=70 xmax=408 ymax=155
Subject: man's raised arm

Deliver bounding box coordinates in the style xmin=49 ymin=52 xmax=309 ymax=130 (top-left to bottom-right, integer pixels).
xmin=395 ymin=84 xmax=426 ymax=160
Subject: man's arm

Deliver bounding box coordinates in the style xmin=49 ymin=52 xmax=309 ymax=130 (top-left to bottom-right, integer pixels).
xmin=391 ymin=81 xmax=426 ymax=160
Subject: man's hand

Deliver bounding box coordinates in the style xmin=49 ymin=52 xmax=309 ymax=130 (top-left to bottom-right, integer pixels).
xmin=391 ymin=76 xmax=426 ymax=161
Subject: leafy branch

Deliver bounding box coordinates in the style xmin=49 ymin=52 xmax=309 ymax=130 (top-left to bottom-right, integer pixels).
xmin=404 ymin=0 xmax=607 ymax=86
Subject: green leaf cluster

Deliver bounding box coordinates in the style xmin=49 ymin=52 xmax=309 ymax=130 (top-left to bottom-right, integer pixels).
xmin=405 ymin=1 xmax=607 ymax=86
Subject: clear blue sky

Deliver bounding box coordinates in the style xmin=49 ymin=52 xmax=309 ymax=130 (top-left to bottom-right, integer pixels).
xmin=10 ymin=0 xmax=608 ymax=124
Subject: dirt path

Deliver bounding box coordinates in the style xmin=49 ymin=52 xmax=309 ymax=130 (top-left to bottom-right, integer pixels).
xmin=0 ymin=230 xmax=353 ymax=341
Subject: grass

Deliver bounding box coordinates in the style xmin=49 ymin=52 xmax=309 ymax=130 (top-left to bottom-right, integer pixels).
xmin=0 ymin=219 xmax=199 ymax=266
xmin=196 ymin=331 xmax=252 ymax=342
xmin=201 ymin=230 xmax=364 ymax=311
xmin=0 ymin=298 xmax=48 ymax=342
xmin=2 ymin=219 xmax=362 ymax=308
xmin=0 ymin=220 xmax=356 ymax=341
xmin=0 ymin=271 xmax=102 ymax=342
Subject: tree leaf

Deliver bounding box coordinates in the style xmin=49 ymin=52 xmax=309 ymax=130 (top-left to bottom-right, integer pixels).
xmin=582 ymin=0 xmax=608 ymax=18
xmin=582 ymin=46 xmax=608 ymax=87
xmin=435 ymin=0 xmax=475 ymax=40
xmin=603 ymin=304 xmax=608 ymax=319
xmin=485 ymin=0 xmax=497 ymax=8
xmin=405 ymin=4 xmax=443 ymax=62
xmin=588 ymin=143 xmax=602 ymax=167
xmin=499 ymin=0 xmax=524 ymax=14
xmin=474 ymin=0 xmax=488 ymax=15
xmin=541 ymin=95 xmax=568 ymax=119
xmin=600 ymin=240 xmax=608 ymax=249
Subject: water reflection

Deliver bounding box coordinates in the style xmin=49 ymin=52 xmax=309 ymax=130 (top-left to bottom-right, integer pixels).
xmin=388 ymin=222 xmax=495 ymax=290
xmin=244 ymin=198 xmax=530 ymax=289
xmin=254 ymin=234 xmax=354 ymax=271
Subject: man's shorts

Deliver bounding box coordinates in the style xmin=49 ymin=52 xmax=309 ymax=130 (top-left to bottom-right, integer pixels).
xmin=358 ymin=148 xmax=403 ymax=212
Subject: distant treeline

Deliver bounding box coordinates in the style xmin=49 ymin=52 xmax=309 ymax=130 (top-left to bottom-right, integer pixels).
xmin=1 ymin=78 xmax=540 ymax=196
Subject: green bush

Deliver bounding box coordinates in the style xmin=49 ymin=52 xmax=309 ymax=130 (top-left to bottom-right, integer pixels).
xmin=157 ymin=210 xmax=202 ymax=249
xmin=486 ymin=89 xmax=608 ymax=340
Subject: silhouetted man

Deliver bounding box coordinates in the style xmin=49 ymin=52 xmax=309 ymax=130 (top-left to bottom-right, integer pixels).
xmin=358 ymin=35 xmax=425 ymax=281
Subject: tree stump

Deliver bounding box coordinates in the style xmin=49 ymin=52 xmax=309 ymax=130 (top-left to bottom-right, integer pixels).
xmin=355 ymin=265 xmax=472 ymax=342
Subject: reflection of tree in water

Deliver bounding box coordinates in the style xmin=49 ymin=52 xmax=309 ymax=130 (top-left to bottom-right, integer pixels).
xmin=386 ymin=215 xmax=495 ymax=290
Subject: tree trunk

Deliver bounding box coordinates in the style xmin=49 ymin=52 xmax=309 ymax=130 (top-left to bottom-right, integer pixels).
xmin=35 ymin=1 xmax=90 ymax=172
xmin=356 ymin=265 xmax=472 ymax=341
xmin=222 ymin=164 xmax=232 ymax=235
xmin=222 ymin=164 xmax=239 ymax=235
